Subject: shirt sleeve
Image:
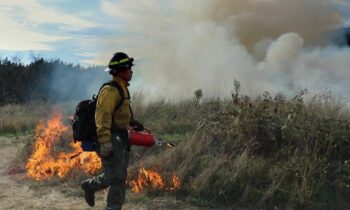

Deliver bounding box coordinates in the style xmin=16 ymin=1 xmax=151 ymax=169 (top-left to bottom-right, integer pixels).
xmin=95 ymin=85 xmax=120 ymax=143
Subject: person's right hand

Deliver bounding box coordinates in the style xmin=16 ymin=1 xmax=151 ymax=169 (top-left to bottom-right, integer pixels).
xmin=99 ymin=142 xmax=113 ymax=157
xmin=130 ymin=120 xmax=144 ymax=131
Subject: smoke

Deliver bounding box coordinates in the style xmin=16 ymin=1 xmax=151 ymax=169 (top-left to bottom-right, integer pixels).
xmin=100 ymin=0 xmax=349 ymax=100
xmin=49 ymin=64 xmax=109 ymax=102
xmin=170 ymin=0 xmax=341 ymax=51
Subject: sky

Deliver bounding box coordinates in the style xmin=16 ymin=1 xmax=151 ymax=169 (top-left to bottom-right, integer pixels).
xmin=0 ymin=0 xmax=122 ymax=65
xmin=1 ymin=0 xmax=350 ymax=100
xmin=1 ymin=0 xmax=349 ymax=65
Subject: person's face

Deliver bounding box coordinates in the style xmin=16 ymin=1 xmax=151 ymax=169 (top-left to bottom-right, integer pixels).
xmin=118 ymin=68 xmax=133 ymax=81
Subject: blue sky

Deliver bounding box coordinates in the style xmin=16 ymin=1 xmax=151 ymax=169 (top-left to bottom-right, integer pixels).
xmin=0 ymin=0 xmax=350 ymax=65
xmin=0 ymin=0 xmax=125 ymax=65
xmin=1 ymin=0 xmax=350 ymax=67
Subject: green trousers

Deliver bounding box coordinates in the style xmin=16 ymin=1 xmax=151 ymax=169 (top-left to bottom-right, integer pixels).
xmin=84 ymin=132 xmax=130 ymax=210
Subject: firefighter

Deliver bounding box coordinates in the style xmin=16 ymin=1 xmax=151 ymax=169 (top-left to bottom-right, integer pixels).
xmin=80 ymin=52 xmax=144 ymax=210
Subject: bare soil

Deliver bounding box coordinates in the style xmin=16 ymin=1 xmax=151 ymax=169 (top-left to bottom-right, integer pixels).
xmin=0 ymin=136 xmax=216 ymax=210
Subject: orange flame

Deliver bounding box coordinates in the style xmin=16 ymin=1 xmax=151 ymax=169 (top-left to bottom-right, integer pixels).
xmin=26 ymin=112 xmax=102 ymax=180
xmin=170 ymin=174 xmax=181 ymax=190
xmin=26 ymin=111 xmax=181 ymax=193
xmin=131 ymin=165 xmax=181 ymax=193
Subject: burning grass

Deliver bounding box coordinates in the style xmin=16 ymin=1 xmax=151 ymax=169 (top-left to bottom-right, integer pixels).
xmin=25 ymin=111 xmax=102 ymax=181
xmin=0 ymin=101 xmax=76 ymax=135
xmin=21 ymin=109 xmax=181 ymax=196
xmin=0 ymin=102 xmax=50 ymax=134
xmin=4 ymin=88 xmax=350 ymax=209
xmin=130 ymin=164 xmax=180 ymax=193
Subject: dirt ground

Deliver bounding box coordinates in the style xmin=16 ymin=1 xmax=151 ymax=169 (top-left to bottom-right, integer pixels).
xmin=0 ymin=136 xmax=217 ymax=210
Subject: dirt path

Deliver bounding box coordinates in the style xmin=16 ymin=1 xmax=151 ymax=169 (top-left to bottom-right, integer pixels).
xmin=0 ymin=136 xmax=103 ymax=210
xmin=0 ymin=136 xmax=208 ymax=210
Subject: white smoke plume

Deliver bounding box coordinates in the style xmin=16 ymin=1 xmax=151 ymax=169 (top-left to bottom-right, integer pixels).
xmin=99 ymin=0 xmax=350 ymax=100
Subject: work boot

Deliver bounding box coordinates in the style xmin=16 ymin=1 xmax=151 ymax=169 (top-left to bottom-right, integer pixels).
xmin=81 ymin=181 xmax=95 ymax=207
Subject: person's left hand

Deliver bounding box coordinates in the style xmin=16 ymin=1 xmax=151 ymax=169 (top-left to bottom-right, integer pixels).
xmin=130 ymin=120 xmax=144 ymax=131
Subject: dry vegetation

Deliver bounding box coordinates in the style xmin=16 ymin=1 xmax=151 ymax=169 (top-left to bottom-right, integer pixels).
xmin=1 ymin=84 xmax=350 ymax=209
xmin=0 ymin=101 xmax=75 ymax=135
xmin=134 ymin=85 xmax=350 ymax=209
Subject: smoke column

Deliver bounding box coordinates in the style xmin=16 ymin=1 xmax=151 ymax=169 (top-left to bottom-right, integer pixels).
xmin=99 ymin=0 xmax=350 ymax=100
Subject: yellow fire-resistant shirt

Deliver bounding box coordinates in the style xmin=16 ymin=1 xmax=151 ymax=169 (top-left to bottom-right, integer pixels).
xmin=95 ymin=76 xmax=132 ymax=144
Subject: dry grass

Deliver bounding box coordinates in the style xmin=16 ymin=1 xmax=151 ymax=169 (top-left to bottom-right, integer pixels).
xmin=0 ymin=102 xmax=48 ymax=133
xmin=136 ymin=90 xmax=350 ymax=209
xmin=1 ymin=136 xmax=213 ymax=210
xmin=2 ymin=89 xmax=350 ymax=209
xmin=0 ymin=101 xmax=76 ymax=134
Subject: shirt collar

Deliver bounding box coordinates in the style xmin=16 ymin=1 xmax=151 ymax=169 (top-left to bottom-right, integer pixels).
xmin=112 ymin=76 xmax=129 ymax=87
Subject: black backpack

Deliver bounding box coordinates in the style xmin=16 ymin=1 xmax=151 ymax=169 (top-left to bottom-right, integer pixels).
xmin=71 ymin=81 xmax=127 ymax=151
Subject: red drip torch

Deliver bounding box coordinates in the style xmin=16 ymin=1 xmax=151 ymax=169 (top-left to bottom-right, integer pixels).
xmin=71 ymin=128 xmax=174 ymax=159
xmin=129 ymin=128 xmax=174 ymax=148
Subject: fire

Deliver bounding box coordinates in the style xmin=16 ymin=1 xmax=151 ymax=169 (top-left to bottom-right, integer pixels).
xmin=131 ymin=165 xmax=181 ymax=193
xmin=170 ymin=175 xmax=181 ymax=190
xmin=26 ymin=111 xmax=181 ymax=193
xmin=26 ymin=112 xmax=101 ymax=180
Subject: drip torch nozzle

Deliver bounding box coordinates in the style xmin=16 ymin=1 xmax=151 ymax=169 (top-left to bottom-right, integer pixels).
xmin=155 ymin=138 xmax=175 ymax=148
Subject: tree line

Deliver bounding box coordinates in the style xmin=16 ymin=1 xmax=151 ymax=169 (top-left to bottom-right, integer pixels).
xmin=0 ymin=58 xmax=108 ymax=105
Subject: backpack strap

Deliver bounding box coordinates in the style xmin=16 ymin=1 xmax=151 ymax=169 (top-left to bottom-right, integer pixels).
xmin=106 ymin=80 xmax=126 ymax=111
xmin=96 ymin=80 xmax=134 ymax=129
xmin=125 ymin=88 xmax=134 ymax=120
xmin=96 ymin=81 xmax=125 ymax=109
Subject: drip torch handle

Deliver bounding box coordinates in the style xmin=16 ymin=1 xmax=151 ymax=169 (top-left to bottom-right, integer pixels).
xmin=129 ymin=127 xmax=152 ymax=134
xmin=143 ymin=128 xmax=152 ymax=134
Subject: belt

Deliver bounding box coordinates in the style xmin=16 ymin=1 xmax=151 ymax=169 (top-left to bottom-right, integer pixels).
xmin=111 ymin=126 xmax=128 ymax=134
